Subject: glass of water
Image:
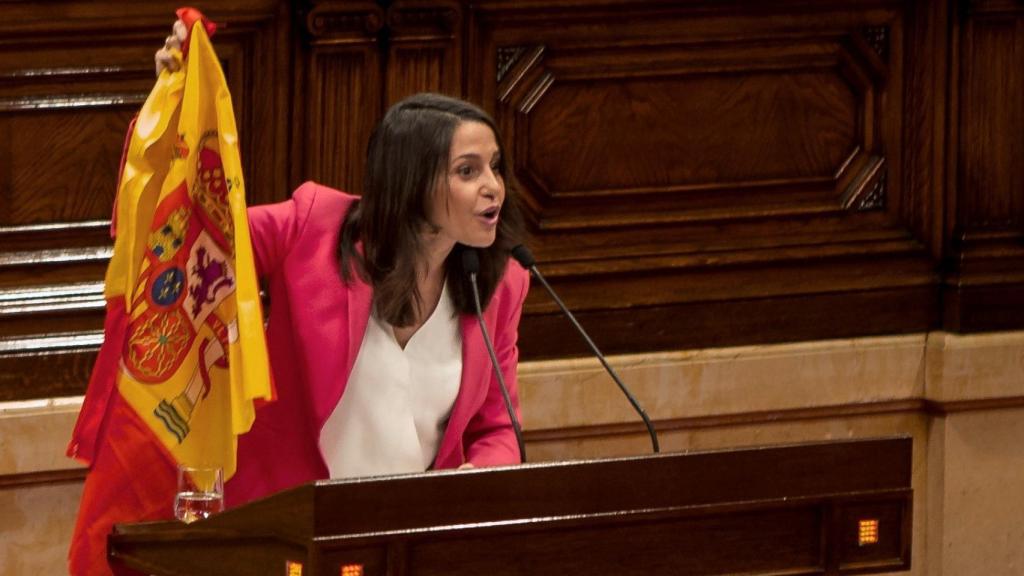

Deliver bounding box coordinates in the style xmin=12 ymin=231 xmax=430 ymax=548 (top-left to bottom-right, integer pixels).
xmin=174 ymin=465 xmax=225 ymax=523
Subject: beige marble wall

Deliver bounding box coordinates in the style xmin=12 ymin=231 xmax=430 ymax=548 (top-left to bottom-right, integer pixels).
xmin=519 ymin=334 xmax=927 ymax=432
xmin=926 ymin=331 xmax=1024 ymax=402
xmin=931 ymin=409 xmax=1024 ymax=575
xmin=0 ymin=398 xmax=85 ymax=576
xmin=2 ymin=330 xmax=1022 ymax=575
xmin=0 ymin=481 xmax=83 ymax=575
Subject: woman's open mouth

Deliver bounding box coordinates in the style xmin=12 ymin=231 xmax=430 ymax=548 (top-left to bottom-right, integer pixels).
xmin=477 ymin=206 xmax=500 ymax=226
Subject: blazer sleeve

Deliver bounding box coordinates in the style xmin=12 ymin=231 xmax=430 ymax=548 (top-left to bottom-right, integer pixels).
xmin=463 ymin=262 xmax=530 ymax=466
xmin=247 ymin=182 xmax=319 ymax=278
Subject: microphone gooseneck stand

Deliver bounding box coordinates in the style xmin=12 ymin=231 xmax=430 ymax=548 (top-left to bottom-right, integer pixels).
xmin=461 ymin=248 xmax=527 ymax=462
xmin=511 ymin=244 xmax=660 ymax=454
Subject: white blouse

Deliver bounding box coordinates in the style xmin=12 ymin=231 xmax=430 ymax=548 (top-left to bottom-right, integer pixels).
xmin=318 ymin=283 xmax=462 ymax=479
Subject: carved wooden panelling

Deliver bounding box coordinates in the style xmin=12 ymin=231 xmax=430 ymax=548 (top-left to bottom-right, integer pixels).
xmin=387 ymin=47 xmax=448 ymax=101
xmin=305 ymin=49 xmax=382 ymax=191
xmin=944 ymin=1 xmax=1024 ymax=331
xmin=386 ymin=2 xmax=462 ymax=102
xmin=0 ymin=332 xmax=103 ymax=400
xmin=388 ymin=47 xmax=450 ymax=103
xmin=0 ymin=38 xmax=152 ymax=401
xmin=1 ymin=0 xmax=1022 ymax=398
xmin=958 ymin=18 xmax=1023 ymax=229
xmin=211 ymin=19 xmax=294 ymax=207
xmin=465 ymin=1 xmax=932 ymax=356
xmin=300 ymin=2 xmax=384 ymax=192
xmin=0 ymin=107 xmax=135 ymax=225
xmin=498 ymin=37 xmax=888 ymax=230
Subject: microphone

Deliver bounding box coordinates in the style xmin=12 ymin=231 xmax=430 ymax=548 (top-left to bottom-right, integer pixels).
xmin=510 ymin=245 xmax=660 ymax=453
xmin=461 ymin=248 xmax=527 ymax=463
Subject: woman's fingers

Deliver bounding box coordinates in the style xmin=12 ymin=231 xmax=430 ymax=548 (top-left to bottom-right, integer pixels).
xmin=163 ymin=20 xmax=187 ymax=51
xmin=172 ymin=19 xmax=188 ymax=45
xmin=154 ymin=48 xmax=180 ymax=76
xmin=154 ymin=20 xmax=188 ymax=77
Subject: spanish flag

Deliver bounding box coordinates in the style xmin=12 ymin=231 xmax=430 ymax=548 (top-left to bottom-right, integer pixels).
xmin=67 ymin=8 xmax=272 ymax=575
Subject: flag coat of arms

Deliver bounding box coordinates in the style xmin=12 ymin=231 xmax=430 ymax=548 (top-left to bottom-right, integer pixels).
xmin=67 ymin=9 xmax=272 ymax=575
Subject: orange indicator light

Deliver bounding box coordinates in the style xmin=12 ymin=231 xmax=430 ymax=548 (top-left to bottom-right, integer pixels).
xmin=858 ymin=519 xmax=880 ymax=546
xmin=340 ymin=564 xmax=364 ymax=576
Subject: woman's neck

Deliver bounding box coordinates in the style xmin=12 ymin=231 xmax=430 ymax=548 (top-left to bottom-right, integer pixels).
xmin=417 ymin=261 xmax=446 ymax=299
xmin=392 ymin=239 xmax=451 ymax=349
xmin=420 ymin=232 xmax=455 ymax=286
xmin=418 ymin=239 xmax=451 ymax=307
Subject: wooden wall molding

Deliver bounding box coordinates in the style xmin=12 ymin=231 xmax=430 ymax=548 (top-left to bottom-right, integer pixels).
xmin=862 ymin=24 xmax=891 ymax=61
xmin=0 ymin=332 xmax=102 ymax=400
xmin=303 ymin=1 xmax=385 ymax=41
xmin=0 ymin=468 xmax=87 ymax=490
xmin=844 ymin=155 xmax=889 ymax=209
xmin=961 ymin=0 xmax=1024 ymax=17
xmin=387 ymin=2 xmax=460 ymax=34
xmin=924 ymin=396 xmax=1024 ymax=414
xmin=496 ymin=31 xmax=893 ymax=230
xmin=496 ymin=46 xmax=529 ymax=83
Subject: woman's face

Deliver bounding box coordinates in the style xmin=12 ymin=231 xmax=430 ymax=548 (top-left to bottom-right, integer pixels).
xmin=429 ymin=120 xmax=505 ymax=250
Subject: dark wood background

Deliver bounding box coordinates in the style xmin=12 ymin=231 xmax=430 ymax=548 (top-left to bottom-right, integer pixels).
xmin=0 ymin=0 xmax=1021 ymax=401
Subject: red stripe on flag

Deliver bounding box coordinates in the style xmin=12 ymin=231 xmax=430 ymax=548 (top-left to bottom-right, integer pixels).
xmin=66 ymin=297 xmax=179 ymax=575
xmin=67 ymin=298 xmax=128 ymax=465
xmin=68 ymin=394 xmax=177 ymax=576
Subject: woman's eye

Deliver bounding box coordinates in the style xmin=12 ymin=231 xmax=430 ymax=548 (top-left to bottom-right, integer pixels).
xmin=457 ymin=165 xmax=476 ymax=177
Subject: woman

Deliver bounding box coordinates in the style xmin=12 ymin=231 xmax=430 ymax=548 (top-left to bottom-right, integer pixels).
xmin=158 ymin=26 xmax=529 ymax=507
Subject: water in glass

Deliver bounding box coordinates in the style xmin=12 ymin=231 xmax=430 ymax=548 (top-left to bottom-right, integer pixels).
xmin=174 ymin=491 xmax=225 ymax=523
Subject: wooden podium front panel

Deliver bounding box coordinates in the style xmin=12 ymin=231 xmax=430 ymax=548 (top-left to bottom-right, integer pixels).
xmin=400 ymin=506 xmax=824 ymax=576
xmin=108 ymin=533 xmax=307 ymax=576
xmin=304 ymin=438 xmax=911 ymax=537
xmin=315 ymin=498 xmax=910 ymax=576
xmin=110 ymin=439 xmax=912 ymax=576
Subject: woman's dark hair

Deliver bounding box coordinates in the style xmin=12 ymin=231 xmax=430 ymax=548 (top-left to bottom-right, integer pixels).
xmin=338 ymin=93 xmax=525 ymax=326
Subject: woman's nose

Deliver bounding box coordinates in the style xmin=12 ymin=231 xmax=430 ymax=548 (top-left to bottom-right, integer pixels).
xmin=482 ymin=168 xmax=502 ymax=196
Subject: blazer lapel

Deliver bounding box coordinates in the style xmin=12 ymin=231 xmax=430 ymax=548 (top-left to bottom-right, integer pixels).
xmin=308 ymin=272 xmax=372 ymax=429
xmin=345 ymin=277 xmax=373 ymax=379
xmin=435 ymin=314 xmax=488 ymax=466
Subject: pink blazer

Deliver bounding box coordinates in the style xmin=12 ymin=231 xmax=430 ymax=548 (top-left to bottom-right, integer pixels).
xmin=226 ymin=182 xmax=529 ymax=507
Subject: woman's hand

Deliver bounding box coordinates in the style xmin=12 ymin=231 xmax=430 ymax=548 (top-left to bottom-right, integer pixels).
xmin=154 ymin=20 xmax=188 ymax=77
xmin=457 ymin=462 xmax=475 ymax=470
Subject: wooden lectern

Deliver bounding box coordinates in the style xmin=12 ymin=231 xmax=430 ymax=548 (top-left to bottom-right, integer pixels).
xmin=110 ymin=437 xmax=912 ymax=576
